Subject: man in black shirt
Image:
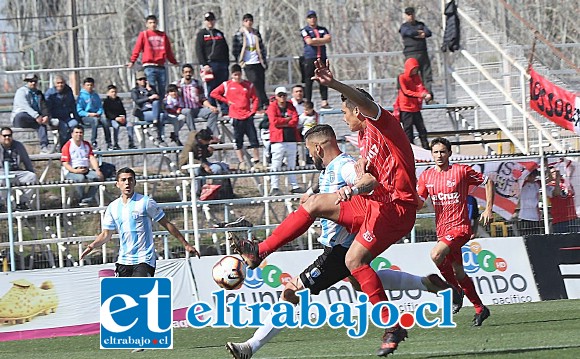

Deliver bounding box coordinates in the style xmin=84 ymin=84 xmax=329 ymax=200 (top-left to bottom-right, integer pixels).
xmin=195 ymin=11 xmax=230 ymax=115
xmin=399 ymin=6 xmax=434 ymax=101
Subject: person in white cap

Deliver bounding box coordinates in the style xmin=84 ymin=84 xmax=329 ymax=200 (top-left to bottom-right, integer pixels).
xmin=265 ymin=86 xmax=303 ymax=195
xmin=11 ymin=74 xmax=55 ymax=153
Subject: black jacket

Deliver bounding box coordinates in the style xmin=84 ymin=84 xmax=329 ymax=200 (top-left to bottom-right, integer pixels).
xmin=195 ymin=28 xmax=230 ymax=66
xmin=399 ymin=21 xmax=432 ymax=55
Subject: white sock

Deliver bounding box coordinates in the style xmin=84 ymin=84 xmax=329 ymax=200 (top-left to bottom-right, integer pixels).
xmin=377 ymin=269 xmax=427 ymax=291
xmin=246 ymin=310 xmax=284 ymax=354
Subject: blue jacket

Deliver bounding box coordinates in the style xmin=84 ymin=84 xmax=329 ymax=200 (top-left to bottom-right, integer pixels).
xmin=46 ymin=84 xmax=79 ymax=121
xmin=300 ymin=25 xmax=330 ymax=59
xmin=76 ymin=89 xmax=103 ymax=117
xmin=399 ymin=20 xmax=432 ymax=55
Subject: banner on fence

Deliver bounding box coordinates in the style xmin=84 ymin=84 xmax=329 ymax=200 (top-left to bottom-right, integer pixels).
xmin=190 ymin=237 xmax=540 ymax=323
xmin=529 ymin=67 xmax=580 ymax=133
xmin=0 ymin=259 xmax=194 ymax=342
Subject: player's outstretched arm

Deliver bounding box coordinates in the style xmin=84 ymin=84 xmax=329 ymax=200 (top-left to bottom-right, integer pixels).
xmin=158 ymin=217 xmax=200 ymax=258
xmin=334 ymin=173 xmax=377 ymax=204
xmin=480 ymin=179 xmax=495 ymax=225
xmin=312 ymin=59 xmax=378 ymax=118
xmin=81 ymin=229 xmax=114 ymax=260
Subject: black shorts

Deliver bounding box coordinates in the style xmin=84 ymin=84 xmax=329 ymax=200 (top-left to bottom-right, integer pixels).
xmin=299 ymin=245 xmax=351 ymax=295
xmin=115 ymin=263 xmax=155 ymax=277
xmin=232 ymin=117 xmax=259 ymax=150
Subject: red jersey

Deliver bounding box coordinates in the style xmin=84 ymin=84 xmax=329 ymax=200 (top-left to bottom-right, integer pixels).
xmin=547 ymin=181 xmax=578 ymax=224
xmin=210 ymin=80 xmax=258 ymax=120
xmin=358 ymin=105 xmax=417 ymax=204
xmin=417 ymin=164 xmax=486 ymax=238
xmin=130 ymin=30 xmax=177 ymax=66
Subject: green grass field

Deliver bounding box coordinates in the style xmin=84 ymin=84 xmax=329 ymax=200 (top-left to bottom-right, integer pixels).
xmin=2 ymin=299 xmax=580 ymax=359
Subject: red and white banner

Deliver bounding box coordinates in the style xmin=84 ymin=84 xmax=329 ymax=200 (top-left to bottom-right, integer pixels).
xmin=529 ymin=67 xmax=580 ymax=133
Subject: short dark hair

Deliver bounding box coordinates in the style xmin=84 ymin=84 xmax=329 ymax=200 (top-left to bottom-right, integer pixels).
xmin=292 ymin=84 xmax=304 ymax=91
xmin=83 ymin=77 xmax=95 ymax=84
xmin=116 ymin=167 xmax=136 ymax=181
xmin=1 ymin=127 xmax=12 ymax=135
xmin=303 ymin=100 xmax=314 ymax=110
xmin=167 ymin=84 xmax=179 ymax=93
xmin=304 ymin=124 xmax=336 ymax=142
xmin=196 ymin=129 xmax=213 ymax=141
xmin=182 ymin=63 xmax=194 ymax=72
xmin=231 ymin=64 xmax=242 ymax=73
xmin=107 ymin=84 xmax=117 ymax=91
xmin=73 ymin=125 xmax=84 ymax=132
xmin=430 ymin=137 xmax=452 ymax=152
xmin=340 ymin=88 xmax=374 ymax=110
xmin=146 ymin=15 xmax=157 ymax=22
xmin=242 ymin=13 xmax=253 ymax=21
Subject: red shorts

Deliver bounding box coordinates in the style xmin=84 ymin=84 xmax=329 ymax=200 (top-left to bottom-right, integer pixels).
xmin=438 ymin=228 xmax=471 ymax=264
xmin=338 ymin=196 xmax=416 ymax=257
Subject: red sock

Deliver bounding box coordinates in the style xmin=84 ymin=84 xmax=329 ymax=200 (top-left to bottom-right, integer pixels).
xmin=258 ymin=206 xmax=314 ymax=257
xmin=458 ymin=275 xmax=484 ymax=313
xmin=351 ymin=264 xmax=392 ymax=325
xmin=436 ymin=258 xmax=460 ymax=289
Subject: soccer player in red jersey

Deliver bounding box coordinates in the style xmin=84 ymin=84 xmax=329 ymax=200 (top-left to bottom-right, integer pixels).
xmin=233 ymin=59 xmax=420 ymax=355
xmin=417 ymin=137 xmax=495 ymax=326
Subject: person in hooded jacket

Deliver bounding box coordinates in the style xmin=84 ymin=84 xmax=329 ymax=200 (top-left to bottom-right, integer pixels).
xmin=396 ymin=57 xmax=432 ymax=149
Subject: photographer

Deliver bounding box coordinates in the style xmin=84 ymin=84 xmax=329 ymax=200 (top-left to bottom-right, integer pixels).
xmin=178 ymin=129 xmax=229 ymax=195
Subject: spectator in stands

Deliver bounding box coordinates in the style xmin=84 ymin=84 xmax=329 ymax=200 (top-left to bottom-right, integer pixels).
xmin=547 ymin=166 xmax=580 ymax=233
xmin=301 ymin=10 xmax=331 ymax=109
xmin=103 ymin=84 xmax=136 ymax=150
xmin=518 ymin=169 xmax=542 ymax=235
xmin=163 ymin=84 xmax=185 ymax=146
xmin=10 ymin=73 xmax=56 ymax=154
xmin=178 ymin=129 xmax=229 ymax=195
xmin=266 ymin=87 xmax=303 ymax=196
xmin=291 ymin=84 xmax=305 ymax=116
xmin=131 ymin=71 xmax=164 ymax=146
xmin=399 ymin=6 xmax=434 ymax=101
xmin=300 ymin=100 xmax=318 ymax=165
xmin=466 ymin=195 xmax=479 ymax=237
xmin=61 ymin=125 xmax=103 ymax=206
xmin=46 ymin=75 xmax=80 ymax=149
xmin=210 ymin=64 xmax=262 ymax=171
xmin=175 ymin=64 xmax=220 ymax=136
xmin=128 ymin=14 xmax=178 ymax=101
xmin=0 ymin=127 xmax=37 ymax=211
xmin=196 ymin=11 xmax=230 ymax=115
xmin=397 ymin=57 xmax=432 ymax=149
xmin=77 ymin=77 xmax=112 ymax=151
xmin=232 ymin=13 xmax=268 ymax=110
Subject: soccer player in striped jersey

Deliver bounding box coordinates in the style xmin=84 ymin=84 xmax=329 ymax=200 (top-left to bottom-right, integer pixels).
xmin=81 ymin=167 xmax=199 ymax=276
xmin=226 ymin=125 xmax=449 ymax=359
xmin=416 ymin=137 xmax=495 ymax=326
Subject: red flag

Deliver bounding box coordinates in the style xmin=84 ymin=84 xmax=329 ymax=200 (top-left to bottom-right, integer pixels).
xmin=529 ymin=67 xmax=580 ymax=132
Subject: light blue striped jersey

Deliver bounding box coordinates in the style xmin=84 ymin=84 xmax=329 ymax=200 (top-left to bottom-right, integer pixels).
xmin=102 ymin=193 xmax=165 ymax=267
xmin=318 ymin=153 xmax=358 ymax=247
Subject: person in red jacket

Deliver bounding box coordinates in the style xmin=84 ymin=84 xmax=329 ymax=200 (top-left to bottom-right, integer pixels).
xmin=266 ymin=87 xmax=303 ymax=195
xmin=128 ymin=15 xmax=178 ymax=100
xmin=547 ymin=166 xmax=580 ymax=233
xmin=396 ymin=57 xmax=432 ymax=149
xmin=210 ymin=64 xmax=262 ymax=171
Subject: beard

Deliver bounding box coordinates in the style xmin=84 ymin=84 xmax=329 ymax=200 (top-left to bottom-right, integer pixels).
xmin=314 ymin=156 xmax=324 ymax=171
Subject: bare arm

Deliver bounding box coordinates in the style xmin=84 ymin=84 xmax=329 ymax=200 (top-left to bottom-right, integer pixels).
xmin=158 ymin=217 xmax=200 ymax=258
xmin=334 ymin=173 xmax=378 ymax=204
xmin=80 ymin=229 xmax=114 ymax=260
xmin=480 ymin=179 xmax=495 ymax=225
xmin=313 ymin=59 xmax=378 ymax=118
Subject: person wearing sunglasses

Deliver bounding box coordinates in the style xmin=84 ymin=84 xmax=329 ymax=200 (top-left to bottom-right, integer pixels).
xmin=0 ymin=127 xmax=37 ymax=211
xmin=10 ymin=73 xmax=55 ymax=154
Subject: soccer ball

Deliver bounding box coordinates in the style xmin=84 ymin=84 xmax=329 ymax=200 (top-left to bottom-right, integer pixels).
xmin=212 ymin=255 xmax=247 ymax=290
